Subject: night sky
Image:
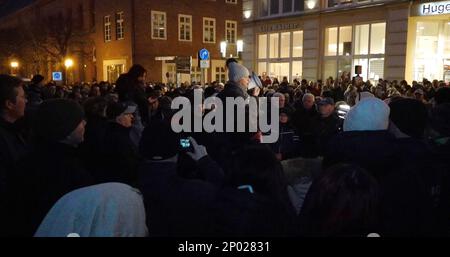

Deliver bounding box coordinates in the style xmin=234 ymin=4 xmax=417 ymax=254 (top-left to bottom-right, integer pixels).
xmin=0 ymin=0 xmax=34 ymax=18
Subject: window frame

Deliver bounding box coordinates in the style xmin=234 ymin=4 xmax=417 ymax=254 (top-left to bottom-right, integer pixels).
xmin=203 ymin=17 xmax=216 ymax=44
xmin=225 ymin=20 xmax=238 ymax=44
xmin=151 ymin=10 xmax=167 ymax=40
xmin=104 ymin=15 xmax=111 ymax=42
xmin=116 ymin=11 xmax=124 ymax=40
xmin=178 ymin=14 xmax=192 ymax=42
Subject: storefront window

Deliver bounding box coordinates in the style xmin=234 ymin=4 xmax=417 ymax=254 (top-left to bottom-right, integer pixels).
xmin=369 ymin=58 xmax=384 ymax=81
xmin=339 ymin=26 xmax=352 ymax=56
xmin=325 ymin=27 xmax=338 ymax=56
xmin=338 ymin=58 xmax=352 ymax=76
xmin=270 ymin=62 xmax=290 ymax=82
xmin=258 ymin=62 xmax=267 ymax=76
xmin=323 ymin=22 xmax=386 ymax=82
xmin=324 ymin=60 xmax=337 ymax=80
xmin=370 ymin=23 xmax=386 ymax=54
xmin=353 ymin=59 xmax=368 ymax=81
xmin=292 ymin=61 xmax=303 ymax=80
xmin=258 ymin=30 xmax=303 ymax=82
xmin=414 ymin=21 xmax=445 ymax=81
xmin=281 ymin=32 xmax=291 ymax=58
xmin=270 ymin=33 xmax=279 ymax=58
xmin=293 ymin=31 xmax=303 ymax=57
xmin=355 ymin=24 xmax=369 ymax=55
xmin=259 ymin=34 xmax=268 ymax=59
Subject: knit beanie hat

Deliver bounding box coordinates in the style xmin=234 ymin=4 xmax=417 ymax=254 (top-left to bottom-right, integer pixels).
xmin=344 ymin=97 xmax=390 ymax=132
xmin=34 ymin=99 xmax=85 ymax=143
xmin=228 ymin=62 xmax=249 ymax=83
xmin=389 ymin=98 xmax=427 ymax=139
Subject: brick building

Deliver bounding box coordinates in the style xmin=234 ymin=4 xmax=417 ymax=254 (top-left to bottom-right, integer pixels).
xmin=242 ymin=0 xmax=450 ymax=84
xmin=95 ymin=0 xmax=243 ymax=84
xmin=0 ymin=0 xmax=243 ymax=84
xmin=0 ymin=0 xmax=96 ymax=83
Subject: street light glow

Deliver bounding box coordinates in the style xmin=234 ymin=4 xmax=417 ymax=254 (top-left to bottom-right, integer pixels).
xmin=220 ymin=41 xmax=227 ymax=58
xmin=237 ymin=40 xmax=244 ymax=53
xmin=65 ymin=58 xmax=74 ymax=68
xmin=306 ymin=0 xmax=316 ymax=9
xmin=10 ymin=61 xmax=19 ymax=68
xmin=243 ymin=10 xmax=252 ymax=19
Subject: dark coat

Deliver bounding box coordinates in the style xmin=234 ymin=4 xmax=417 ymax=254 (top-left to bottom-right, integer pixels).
xmin=308 ymin=114 xmax=342 ymax=157
xmin=0 ymin=118 xmax=29 ymax=188
xmin=270 ymin=123 xmax=301 ymax=160
xmin=85 ymin=121 xmax=140 ymax=186
xmin=8 ymin=142 xmax=94 ymax=236
xmin=292 ymin=106 xmax=319 ymax=138
xmin=138 ymin=156 xmax=295 ymax=237
xmin=0 ymin=117 xmax=29 ymax=236
xmin=324 ymin=132 xmax=443 ymax=236
xmin=214 ymin=81 xmax=257 ymax=169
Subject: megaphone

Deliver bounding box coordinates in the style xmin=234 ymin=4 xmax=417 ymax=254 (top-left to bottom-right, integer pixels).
xmin=248 ymin=72 xmax=262 ymax=90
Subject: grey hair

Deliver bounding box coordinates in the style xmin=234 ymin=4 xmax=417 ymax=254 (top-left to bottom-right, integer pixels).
xmin=273 ymin=92 xmax=285 ymax=98
xmin=302 ymin=93 xmax=315 ymax=102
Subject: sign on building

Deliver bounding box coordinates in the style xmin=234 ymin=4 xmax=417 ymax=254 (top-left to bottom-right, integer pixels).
xmin=198 ymin=48 xmax=210 ymax=69
xmin=176 ymin=56 xmax=192 ymax=74
xmin=413 ymin=1 xmax=450 ymax=16
xmin=52 ymin=72 xmax=63 ymax=81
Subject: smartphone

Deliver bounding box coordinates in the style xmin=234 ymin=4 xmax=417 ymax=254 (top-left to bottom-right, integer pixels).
xmin=180 ymin=138 xmax=192 ymax=151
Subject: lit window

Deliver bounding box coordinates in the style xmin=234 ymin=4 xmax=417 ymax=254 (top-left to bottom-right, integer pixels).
xmin=116 ymin=12 xmax=124 ymax=40
xmin=151 ymin=11 xmax=166 ymax=40
xmin=226 ymin=20 xmax=237 ymax=44
xmin=104 ymin=15 xmax=111 ymax=42
xmin=203 ymin=18 xmax=216 ymax=43
xmin=179 ymin=14 xmax=192 ymax=41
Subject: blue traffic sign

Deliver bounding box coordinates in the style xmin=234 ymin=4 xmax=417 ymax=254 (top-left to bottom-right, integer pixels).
xmin=199 ymin=48 xmax=210 ymax=60
xmin=52 ymin=72 xmax=63 ymax=81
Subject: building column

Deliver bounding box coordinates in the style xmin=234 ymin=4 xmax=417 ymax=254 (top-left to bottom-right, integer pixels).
xmin=385 ymin=7 xmax=409 ymax=82
xmin=302 ymin=19 xmax=320 ymax=81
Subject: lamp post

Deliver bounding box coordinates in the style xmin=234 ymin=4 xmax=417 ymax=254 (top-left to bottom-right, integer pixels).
xmin=10 ymin=61 xmax=19 ymax=76
xmin=64 ymin=58 xmax=74 ymax=85
xmin=220 ymin=41 xmax=227 ymax=58
xmin=237 ymin=40 xmax=244 ymax=59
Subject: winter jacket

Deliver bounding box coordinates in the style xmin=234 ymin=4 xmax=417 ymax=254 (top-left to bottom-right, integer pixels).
xmin=270 ymin=123 xmax=301 ymax=160
xmin=8 ymin=142 xmax=94 ymax=236
xmin=138 ymin=156 xmax=295 ymax=237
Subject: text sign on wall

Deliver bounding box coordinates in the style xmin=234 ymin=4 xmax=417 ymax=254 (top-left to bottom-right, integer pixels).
xmin=259 ymin=23 xmax=301 ymax=33
xmin=418 ymin=1 xmax=450 ymax=16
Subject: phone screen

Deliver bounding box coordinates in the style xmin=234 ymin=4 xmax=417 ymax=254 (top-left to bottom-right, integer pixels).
xmin=180 ymin=139 xmax=191 ymax=149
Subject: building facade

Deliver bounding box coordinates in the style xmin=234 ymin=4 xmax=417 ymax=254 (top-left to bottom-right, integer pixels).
xmin=243 ymin=0 xmax=450 ymax=84
xmin=0 ymin=0 xmax=243 ymax=84
xmin=95 ymin=0 xmax=243 ymax=84
xmin=0 ymin=0 xmax=96 ymax=83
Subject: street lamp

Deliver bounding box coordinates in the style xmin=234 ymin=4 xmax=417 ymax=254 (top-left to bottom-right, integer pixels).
xmin=220 ymin=41 xmax=227 ymax=58
xmin=65 ymin=58 xmax=74 ymax=69
xmin=237 ymin=40 xmax=244 ymax=59
xmin=306 ymin=0 xmax=317 ymax=10
xmin=243 ymin=10 xmax=252 ymax=19
xmin=64 ymin=58 xmax=74 ymax=85
xmin=10 ymin=61 xmax=19 ymax=75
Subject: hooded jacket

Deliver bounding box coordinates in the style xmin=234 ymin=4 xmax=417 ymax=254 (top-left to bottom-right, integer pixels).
xmin=35 ymin=183 xmax=148 ymax=237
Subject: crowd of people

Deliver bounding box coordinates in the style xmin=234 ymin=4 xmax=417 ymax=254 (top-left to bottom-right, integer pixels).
xmin=0 ymin=58 xmax=449 ymax=237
